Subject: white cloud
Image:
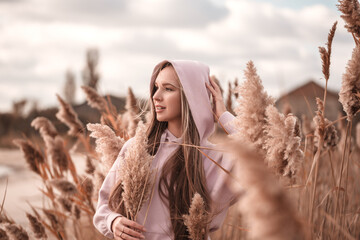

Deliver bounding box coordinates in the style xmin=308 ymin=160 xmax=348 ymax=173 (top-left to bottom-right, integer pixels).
xmin=200 ymin=1 xmax=353 ymax=91
xmin=0 ymin=0 xmax=228 ymax=28
xmin=0 ymin=0 xmax=356 ymax=112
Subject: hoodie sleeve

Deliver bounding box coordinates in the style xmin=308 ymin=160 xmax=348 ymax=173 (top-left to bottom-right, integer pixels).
xmin=93 ymin=139 xmax=133 ymax=239
xmin=218 ymin=111 xmax=237 ymax=135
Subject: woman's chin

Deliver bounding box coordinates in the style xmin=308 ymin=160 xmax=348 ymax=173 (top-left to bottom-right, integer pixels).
xmin=156 ymin=116 xmax=167 ymax=122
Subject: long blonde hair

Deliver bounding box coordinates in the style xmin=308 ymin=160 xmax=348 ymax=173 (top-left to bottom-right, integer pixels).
xmin=109 ymin=62 xmax=211 ymax=239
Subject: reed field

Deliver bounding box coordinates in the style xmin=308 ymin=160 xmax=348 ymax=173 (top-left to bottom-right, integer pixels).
xmin=1 ymin=1 xmax=360 ymax=239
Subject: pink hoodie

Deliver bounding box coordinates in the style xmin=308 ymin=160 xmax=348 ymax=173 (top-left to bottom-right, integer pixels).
xmin=93 ymin=60 xmax=237 ymax=239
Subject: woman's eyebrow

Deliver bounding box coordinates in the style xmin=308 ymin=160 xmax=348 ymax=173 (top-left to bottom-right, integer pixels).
xmin=162 ymin=83 xmax=177 ymax=87
xmin=155 ymin=82 xmax=178 ymax=88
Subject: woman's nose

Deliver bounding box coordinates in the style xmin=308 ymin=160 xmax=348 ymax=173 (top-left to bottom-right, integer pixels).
xmin=153 ymin=89 xmax=162 ymax=101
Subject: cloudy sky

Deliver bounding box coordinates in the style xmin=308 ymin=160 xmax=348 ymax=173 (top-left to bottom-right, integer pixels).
xmin=0 ymin=0 xmax=354 ymax=112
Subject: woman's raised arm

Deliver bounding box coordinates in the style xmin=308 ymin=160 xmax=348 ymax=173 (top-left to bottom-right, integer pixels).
xmin=206 ymin=76 xmax=237 ymax=135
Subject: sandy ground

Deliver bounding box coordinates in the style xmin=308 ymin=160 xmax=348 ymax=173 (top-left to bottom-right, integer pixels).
xmin=0 ymin=148 xmax=87 ymax=226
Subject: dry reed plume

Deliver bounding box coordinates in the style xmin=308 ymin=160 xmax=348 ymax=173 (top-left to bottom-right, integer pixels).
xmin=79 ymin=175 xmax=94 ymax=200
xmin=126 ymin=87 xmax=139 ymax=114
xmin=227 ymin=141 xmax=305 ymax=240
xmin=73 ymin=205 xmax=81 ymax=220
xmin=85 ymin=157 xmax=95 ymax=175
xmin=119 ymin=87 xmax=140 ymax=137
xmin=81 ymin=85 xmax=108 ymax=112
xmin=264 ymin=105 xmax=303 ymax=178
xmin=49 ymin=179 xmax=78 ymax=196
xmin=119 ymin=121 xmax=154 ymax=220
xmin=43 ymin=209 xmax=62 ymax=234
xmin=87 ymin=123 xmax=125 ymax=173
xmin=26 ymin=213 xmax=47 ymax=239
xmin=339 ymin=45 xmax=360 ymax=120
xmin=232 ymin=61 xmax=275 ymax=153
xmin=56 ymin=94 xmax=84 ymax=136
xmin=82 ymin=48 xmax=100 ymax=90
xmin=46 ymin=136 xmax=69 ymax=172
xmin=5 ymin=224 xmax=29 ymax=240
xmin=183 ymin=193 xmax=209 ymax=240
xmin=319 ymin=21 xmax=337 ymax=82
xmin=57 ymin=197 xmax=72 ymax=213
xmin=12 ymin=139 xmax=44 ymax=175
xmin=313 ymin=98 xmax=339 ymax=150
xmin=337 ymin=0 xmax=360 ymax=39
xmin=31 ymin=117 xmax=61 ymax=161
xmin=31 ymin=117 xmax=58 ymax=139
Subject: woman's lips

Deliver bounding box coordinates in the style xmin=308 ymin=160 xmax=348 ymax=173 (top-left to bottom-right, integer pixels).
xmin=155 ymin=105 xmax=166 ymax=113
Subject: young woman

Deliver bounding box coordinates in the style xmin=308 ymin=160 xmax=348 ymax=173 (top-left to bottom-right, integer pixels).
xmin=93 ymin=60 xmax=237 ymax=240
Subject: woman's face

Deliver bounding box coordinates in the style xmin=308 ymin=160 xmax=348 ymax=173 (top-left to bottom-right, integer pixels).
xmin=152 ymin=66 xmax=182 ymax=124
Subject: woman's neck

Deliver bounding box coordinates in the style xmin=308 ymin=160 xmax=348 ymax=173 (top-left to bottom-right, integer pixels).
xmin=167 ymin=120 xmax=182 ymax=138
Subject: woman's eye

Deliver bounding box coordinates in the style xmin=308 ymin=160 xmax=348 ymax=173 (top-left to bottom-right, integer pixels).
xmin=166 ymin=88 xmax=173 ymax=91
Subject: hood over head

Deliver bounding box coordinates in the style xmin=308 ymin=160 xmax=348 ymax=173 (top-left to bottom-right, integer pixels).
xmin=150 ymin=60 xmax=214 ymax=143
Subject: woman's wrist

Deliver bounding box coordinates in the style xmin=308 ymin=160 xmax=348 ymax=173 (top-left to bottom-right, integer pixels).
xmin=217 ymin=109 xmax=226 ymax=119
xmin=218 ymin=111 xmax=228 ymax=122
xmin=107 ymin=213 xmax=122 ymax=233
xmin=111 ymin=216 xmax=119 ymax=233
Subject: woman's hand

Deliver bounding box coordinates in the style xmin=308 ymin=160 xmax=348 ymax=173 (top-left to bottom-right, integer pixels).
xmin=206 ymin=76 xmax=227 ymax=120
xmin=112 ymin=216 xmax=146 ymax=240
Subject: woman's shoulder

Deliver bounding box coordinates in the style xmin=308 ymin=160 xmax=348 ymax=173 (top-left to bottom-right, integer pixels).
xmin=123 ymin=136 xmax=136 ymax=148
xmin=113 ymin=137 xmax=136 ymax=166
xmin=119 ymin=137 xmax=136 ymax=156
